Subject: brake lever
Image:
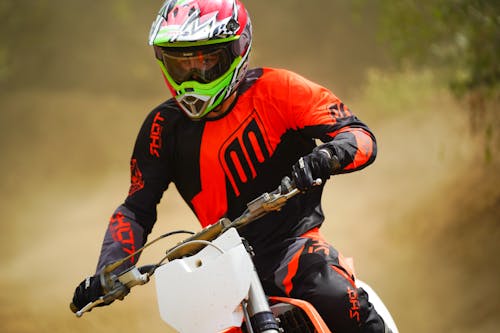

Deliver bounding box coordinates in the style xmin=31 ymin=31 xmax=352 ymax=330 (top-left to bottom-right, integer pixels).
xmin=261 ymin=177 xmax=322 ymax=211
xmin=279 ymin=176 xmax=322 ymax=195
xmin=75 ymin=297 xmax=106 ymax=317
xmin=74 ymin=266 xmax=150 ymax=317
xmin=74 ymin=280 xmax=130 ymax=317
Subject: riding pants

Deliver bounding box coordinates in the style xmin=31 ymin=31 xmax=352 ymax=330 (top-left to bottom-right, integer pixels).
xmin=254 ymin=227 xmax=385 ymax=333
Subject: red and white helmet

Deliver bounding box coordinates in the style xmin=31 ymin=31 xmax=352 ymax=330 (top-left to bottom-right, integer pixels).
xmin=149 ymin=0 xmax=252 ymax=119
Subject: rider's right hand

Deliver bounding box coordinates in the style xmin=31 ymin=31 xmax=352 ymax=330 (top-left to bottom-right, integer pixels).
xmin=291 ymin=148 xmax=339 ymax=191
xmin=70 ymin=276 xmax=105 ymax=313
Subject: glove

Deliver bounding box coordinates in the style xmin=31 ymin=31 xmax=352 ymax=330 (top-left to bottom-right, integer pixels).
xmin=70 ymin=276 xmax=105 ymax=313
xmin=291 ymin=148 xmax=340 ymax=191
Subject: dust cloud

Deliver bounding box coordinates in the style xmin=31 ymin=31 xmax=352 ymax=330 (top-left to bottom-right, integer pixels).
xmin=1 ymin=1 xmax=498 ymax=333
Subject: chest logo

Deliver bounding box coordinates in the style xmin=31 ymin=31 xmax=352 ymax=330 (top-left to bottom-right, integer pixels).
xmin=220 ymin=114 xmax=271 ymax=197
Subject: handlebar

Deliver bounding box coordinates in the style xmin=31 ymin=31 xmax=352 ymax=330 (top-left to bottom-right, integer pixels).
xmin=164 ymin=176 xmax=305 ymax=261
xmin=72 ymin=177 xmax=319 ymax=316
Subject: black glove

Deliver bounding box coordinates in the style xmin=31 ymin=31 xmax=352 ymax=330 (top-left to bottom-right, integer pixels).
xmin=292 ymin=148 xmax=340 ymax=191
xmin=70 ymin=276 xmax=105 ymax=313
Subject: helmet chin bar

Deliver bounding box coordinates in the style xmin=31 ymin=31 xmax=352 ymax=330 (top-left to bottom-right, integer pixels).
xmin=176 ymin=83 xmax=233 ymax=119
xmin=177 ymin=93 xmax=212 ymax=119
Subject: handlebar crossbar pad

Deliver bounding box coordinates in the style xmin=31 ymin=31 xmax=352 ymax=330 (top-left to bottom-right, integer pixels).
xmin=166 ymin=219 xmax=228 ymax=260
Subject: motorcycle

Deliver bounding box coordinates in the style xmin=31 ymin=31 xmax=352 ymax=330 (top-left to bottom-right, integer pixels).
xmin=71 ymin=177 xmax=399 ymax=333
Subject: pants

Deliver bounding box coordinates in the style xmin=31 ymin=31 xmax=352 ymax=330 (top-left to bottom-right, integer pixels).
xmin=254 ymin=228 xmax=385 ymax=333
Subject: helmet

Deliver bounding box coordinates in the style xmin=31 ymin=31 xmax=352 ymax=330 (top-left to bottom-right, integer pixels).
xmin=149 ymin=0 xmax=252 ymax=119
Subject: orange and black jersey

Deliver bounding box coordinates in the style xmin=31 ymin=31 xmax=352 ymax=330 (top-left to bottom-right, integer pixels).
xmin=96 ymin=68 xmax=376 ymax=272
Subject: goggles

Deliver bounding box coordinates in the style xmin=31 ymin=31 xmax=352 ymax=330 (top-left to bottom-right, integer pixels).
xmin=155 ymin=43 xmax=235 ymax=84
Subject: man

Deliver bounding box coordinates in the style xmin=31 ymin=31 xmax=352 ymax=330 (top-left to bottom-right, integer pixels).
xmin=71 ymin=0 xmax=387 ymax=332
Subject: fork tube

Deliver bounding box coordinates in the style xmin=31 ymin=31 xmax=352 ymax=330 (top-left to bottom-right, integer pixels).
xmin=246 ymin=270 xmax=280 ymax=333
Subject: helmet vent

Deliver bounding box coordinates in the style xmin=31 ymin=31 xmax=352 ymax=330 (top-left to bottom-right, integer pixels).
xmin=226 ymin=19 xmax=239 ymax=33
xmin=179 ymin=98 xmax=208 ymax=118
xmin=163 ymin=1 xmax=176 ymax=18
xmin=184 ymin=95 xmax=198 ymax=104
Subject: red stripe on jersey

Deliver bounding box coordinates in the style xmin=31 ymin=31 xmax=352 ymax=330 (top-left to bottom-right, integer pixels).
xmin=191 ymin=121 xmax=229 ymax=227
xmin=248 ymin=131 xmax=266 ymax=163
xmin=230 ymin=150 xmax=248 ymax=184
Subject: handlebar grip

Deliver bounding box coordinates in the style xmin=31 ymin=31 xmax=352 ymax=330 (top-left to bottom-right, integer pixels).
xmin=70 ymin=302 xmax=78 ymax=313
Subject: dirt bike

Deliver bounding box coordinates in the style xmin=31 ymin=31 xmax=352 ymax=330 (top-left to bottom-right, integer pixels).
xmin=71 ymin=177 xmax=399 ymax=333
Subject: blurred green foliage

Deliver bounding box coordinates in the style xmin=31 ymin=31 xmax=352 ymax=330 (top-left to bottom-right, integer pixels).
xmin=369 ymin=0 xmax=499 ymax=98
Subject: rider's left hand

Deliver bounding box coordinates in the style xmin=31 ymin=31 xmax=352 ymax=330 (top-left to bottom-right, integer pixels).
xmin=70 ymin=275 xmax=105 ymax=313
xmin=291 ymin=148 xmax=340 ymax=191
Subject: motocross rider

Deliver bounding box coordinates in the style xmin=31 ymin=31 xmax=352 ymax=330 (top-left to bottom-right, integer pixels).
xmin=71 ymin=1 xmax=389 ymax=332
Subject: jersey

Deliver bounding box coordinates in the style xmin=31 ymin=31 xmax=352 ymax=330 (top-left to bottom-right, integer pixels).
xmin=95 ymin=67 xmax=377 ymax=273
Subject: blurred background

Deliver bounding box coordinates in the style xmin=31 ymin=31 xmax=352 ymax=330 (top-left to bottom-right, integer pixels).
xmin=0 ymin=1 xmax=498 ymax=332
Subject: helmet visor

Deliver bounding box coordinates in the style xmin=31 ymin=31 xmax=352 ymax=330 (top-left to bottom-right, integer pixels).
xmin=155 ymin=43 xmax=234 ymax=84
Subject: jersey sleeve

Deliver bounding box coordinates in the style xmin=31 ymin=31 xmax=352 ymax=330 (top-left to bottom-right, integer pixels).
xmin=285 ymin=70 xmax=377 ymax=173
xmin=123 ymin=108 xmax=172 ymax=233
xmin=95 ymin=204 xmax=145 ymax=274
xmin=95 ymin=106 xmax=173 ymax=274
